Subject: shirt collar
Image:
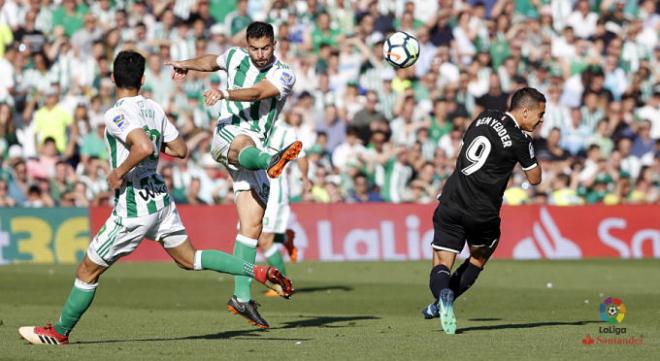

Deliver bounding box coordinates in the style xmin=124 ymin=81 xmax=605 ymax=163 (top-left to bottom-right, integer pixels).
xmin=505 ymin=111 xmax=520 ymax=128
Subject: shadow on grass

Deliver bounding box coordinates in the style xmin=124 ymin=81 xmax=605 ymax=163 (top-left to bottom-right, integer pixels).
xmin=293 ymin=286 xmax=353 ymax=294
xmin=74 ymin=315 xmax=379 ymax=345
xmin=457 ymin=320 xmax=601 ymax=334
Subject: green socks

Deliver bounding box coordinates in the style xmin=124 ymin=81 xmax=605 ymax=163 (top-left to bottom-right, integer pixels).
xmin=264 ymin=244 xmax=287 ymax=276
xmin=195 ymin=250 xmax=255 ymax=277
xmin=233 ymin=235 xmax=258 ymax=302
xmin=238 ymin=146 xmax=272 ymax=170
xmin=54 ymin=279 xmax=97 ymax=336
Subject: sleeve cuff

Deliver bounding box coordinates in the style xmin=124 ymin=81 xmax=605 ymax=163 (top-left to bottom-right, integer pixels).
xmin=522 ymin=163 xmax=538 ymax=171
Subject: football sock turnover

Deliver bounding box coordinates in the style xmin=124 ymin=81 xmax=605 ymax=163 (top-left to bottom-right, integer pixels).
xmin=238 ymin=147 xmax=271 ymax=170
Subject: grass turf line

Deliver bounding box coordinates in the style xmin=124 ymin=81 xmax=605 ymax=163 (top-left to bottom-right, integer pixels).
xmin=1 ymin=260 xmax=658 ymax=360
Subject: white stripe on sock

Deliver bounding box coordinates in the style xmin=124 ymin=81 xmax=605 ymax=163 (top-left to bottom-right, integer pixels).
xmin=74 ymin=278 xmax=98 ymax=291
xmin=194 ymin=250 xmax=203 ymax=271
xmin=236 ymin=234 xmax=258 ymax=247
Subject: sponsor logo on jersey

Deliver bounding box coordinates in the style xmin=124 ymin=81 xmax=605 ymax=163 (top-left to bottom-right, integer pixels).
xmin=280 ymin=71 xmax=294 ymax=86
xmin=113 ymin=114 xmax=126 ymax=129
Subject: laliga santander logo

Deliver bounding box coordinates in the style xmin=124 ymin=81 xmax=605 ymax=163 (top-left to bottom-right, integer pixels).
xmin=600 ymin=297 xmax=626 ymax=324
xmin=513 ymin=207 xmax=582 ymax=259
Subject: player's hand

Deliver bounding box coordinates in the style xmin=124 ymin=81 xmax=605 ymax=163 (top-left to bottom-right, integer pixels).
xmin=107 ymin=169 xmax=124 ymax=191
xmin=165 ymin=60 xmax=188 ymax=80
xmin=203 ymin=88 xmax=225 ymax=106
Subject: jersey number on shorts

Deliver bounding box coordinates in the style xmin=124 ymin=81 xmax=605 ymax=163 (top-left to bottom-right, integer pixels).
xmin=461 ymin=136 xmax=492 ymax=176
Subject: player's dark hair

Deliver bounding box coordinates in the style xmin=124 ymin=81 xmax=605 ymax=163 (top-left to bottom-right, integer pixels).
xmin=113 ymin=50 xmax=145 ymax=90
xmin=246 ymin=21 xmax=274 ymax=42
xmin=509 ymin=87 xmax=546 ymax=111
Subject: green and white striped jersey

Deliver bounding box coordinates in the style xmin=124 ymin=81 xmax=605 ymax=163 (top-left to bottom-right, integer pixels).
xmin=264 ymin=122 xmax=305 ymax=204
xmin=104 ymin=95 xmax=179 ymax=218
xmin=216 ymin=47 xmax=296 ymax=140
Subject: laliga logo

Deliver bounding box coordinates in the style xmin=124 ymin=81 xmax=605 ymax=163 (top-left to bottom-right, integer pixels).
xmin=513 ymin=207 xmax=582 ymax=259
xmin=600 ymin=297 xmax=626 ymax=324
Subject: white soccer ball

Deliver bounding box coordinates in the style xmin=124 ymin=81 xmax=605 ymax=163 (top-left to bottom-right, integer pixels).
xmin=383 ymin=31 xmax=420 ymax=69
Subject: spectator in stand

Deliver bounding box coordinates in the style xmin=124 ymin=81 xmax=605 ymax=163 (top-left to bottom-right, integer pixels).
xmin=0 ymin=0 xmax=655 ymax=207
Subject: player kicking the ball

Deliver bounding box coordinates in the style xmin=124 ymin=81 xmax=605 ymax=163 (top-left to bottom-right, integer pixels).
xmin=18 ymin=50 xmax=293 ymax=345
xmin=423 ymin=88 xmax=545 ymax=334
xmin=166 ymin=21 xmax=300 ymax=328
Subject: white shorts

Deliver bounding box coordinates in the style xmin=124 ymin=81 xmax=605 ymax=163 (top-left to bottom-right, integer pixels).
xmin=87 ymin=203 xmax=187 ymax=267
xmin=210 ymin=123 xmax=270 ymax=205
xmin=263 ymin=202 xmax=290 ymax=234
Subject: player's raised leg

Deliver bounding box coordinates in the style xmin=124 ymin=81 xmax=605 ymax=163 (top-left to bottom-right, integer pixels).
xmin=163 ymin=236 xmax=292 ymax=296
xmin=237 ymin=140 xmax=302 ymax=178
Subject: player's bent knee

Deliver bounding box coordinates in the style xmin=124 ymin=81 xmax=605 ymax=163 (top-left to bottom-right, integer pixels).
xmin=228 ymin=135 xmax=256 ymax=164
xmin=76 ymin=256 xmax=107 ymax=284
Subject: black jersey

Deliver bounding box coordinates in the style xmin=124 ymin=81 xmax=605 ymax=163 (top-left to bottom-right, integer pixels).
xmin=439 ymin=110 xmax=538 ymax=219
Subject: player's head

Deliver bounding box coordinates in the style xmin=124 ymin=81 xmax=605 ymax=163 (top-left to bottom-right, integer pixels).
xmin=112 ymin=50 xmax=145 ymax=90
xmin=246 ymin=21 xmax=276 ymax=69
xmin=509 ymin=87 xmax=546 ymax=132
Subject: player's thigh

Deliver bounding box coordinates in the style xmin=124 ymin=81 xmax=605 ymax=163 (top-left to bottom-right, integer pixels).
xmin=230 ymin=166 xmax=270 ymax=207
xmin=235 ymin=189 xmax=267 ymax=239
xmin=87 ymin=212 xmax=153 ymax=267
xmin=466 ymin=217 xmax=501 ymax=266
xmin=149 ymin=203 xmax=193 ymax=268
xmin=431 ymin=204 xmax=466 ymax=255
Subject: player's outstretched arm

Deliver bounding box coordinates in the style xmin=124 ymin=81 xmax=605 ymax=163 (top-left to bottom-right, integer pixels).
xmin=204 ymin=79 xmax=280 ymax=105
xmin=165 ymin=54 xmax=221 ymax=79
xmin=108 ymin=129 xmax=154 ymax=190
xmin=162 ymin=135 xmax=188 ymax=159
xmin=524 ymin=166 xmax=542 ymax=185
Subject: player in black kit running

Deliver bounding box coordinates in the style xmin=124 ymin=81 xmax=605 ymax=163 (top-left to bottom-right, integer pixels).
xmin=423 ymin=87 xmax=546 ymax=334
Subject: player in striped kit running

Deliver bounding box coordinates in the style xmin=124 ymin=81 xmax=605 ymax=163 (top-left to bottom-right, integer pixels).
xmin=259 ymin=110 xmax=311 ymax=296
xmin=166 ymin=22 xmax=301 ymax=328
xmin=18 ymin=51 xmax=293 ymax=345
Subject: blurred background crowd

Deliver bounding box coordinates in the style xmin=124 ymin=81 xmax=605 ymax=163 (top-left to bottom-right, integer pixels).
xmin=0 ymin=0 xmax=657 ymax=208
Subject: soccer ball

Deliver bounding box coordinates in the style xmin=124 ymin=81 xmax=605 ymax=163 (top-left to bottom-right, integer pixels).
xmin=607 ymin=306 xmax=618 ymax=316
xmin=383 ymin=31 xmax=420 ymax=69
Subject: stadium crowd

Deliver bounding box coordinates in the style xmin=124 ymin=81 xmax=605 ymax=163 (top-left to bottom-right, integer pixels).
xmin=0 ymin=0 xmax=657 ymax=208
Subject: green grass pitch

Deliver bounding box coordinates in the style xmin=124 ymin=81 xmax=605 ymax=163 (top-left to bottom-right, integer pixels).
xmin=1 ymin=260 xmax=658 ymax=360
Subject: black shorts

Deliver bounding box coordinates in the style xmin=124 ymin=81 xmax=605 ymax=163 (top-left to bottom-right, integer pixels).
xmin=431 ymin=203 xmax=501 ymax=254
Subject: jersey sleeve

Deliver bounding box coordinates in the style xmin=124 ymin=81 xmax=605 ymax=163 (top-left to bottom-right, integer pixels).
xmin=515 ymin=133 xmax=538 ymax=171
xmin=162 ymin=114 xmax=179 ymax=143
xmin=104 ymin=108 xmax=141 ymax=143
xmin=216 ymin=48 xmax=232 ymax=70
xmin=266 ymin=67 xmax=296 ymax=100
